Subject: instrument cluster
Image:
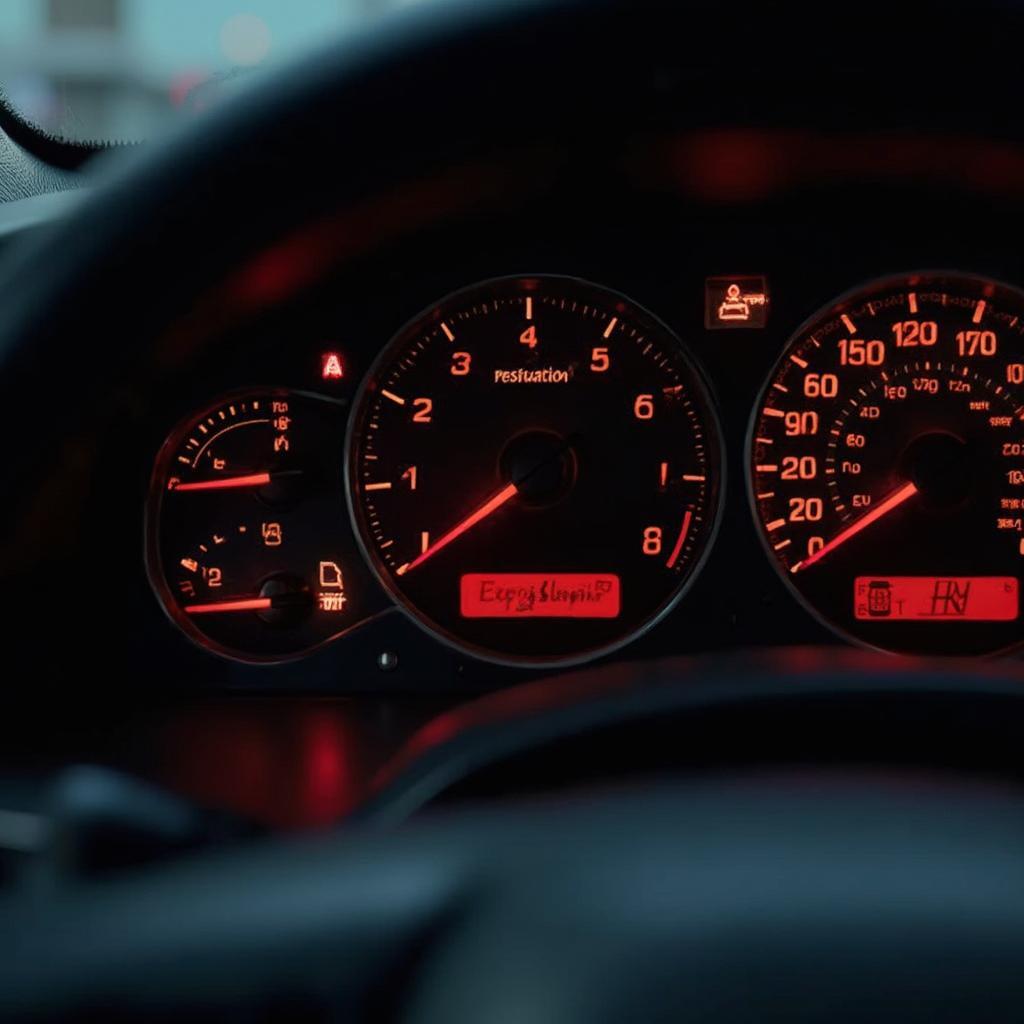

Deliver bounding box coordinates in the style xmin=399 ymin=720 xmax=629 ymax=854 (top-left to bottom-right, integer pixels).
xmin=145 ymin=266 xmax=1024 ymax=667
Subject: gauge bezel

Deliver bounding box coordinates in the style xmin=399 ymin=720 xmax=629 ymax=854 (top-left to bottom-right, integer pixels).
xmin=745 ymin=269 xmax=1024 ymax=658
xmin=145 ymin=386 xmax=393 ymax=665
xmin=345 ymin=273 xmax=727 ymax=669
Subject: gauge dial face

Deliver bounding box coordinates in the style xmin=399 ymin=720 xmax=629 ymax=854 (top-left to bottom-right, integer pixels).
xmin=347 ymin=276 xmax=723 ymax=665
xmin=147 ymin=389 xmax=386 ymax=661
xmin=750 ymin=273 xmax=1024 ymax=655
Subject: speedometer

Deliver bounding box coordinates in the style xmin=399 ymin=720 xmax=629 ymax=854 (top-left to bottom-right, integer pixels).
xmin=750 ymin=272 xmax=1024 ymax=655
xmin=347 ymin=275 xmax=723 ymax=666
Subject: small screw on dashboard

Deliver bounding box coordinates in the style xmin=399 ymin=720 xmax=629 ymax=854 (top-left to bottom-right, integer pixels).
xmin=377 ymin=651 xmax=399 ymax=672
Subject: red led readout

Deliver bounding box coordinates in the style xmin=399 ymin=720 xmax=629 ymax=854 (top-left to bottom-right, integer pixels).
xmin=461 ymin=573 xmax=620 ymax=619
xmin=854 ymin=576 xmax=1018 ymax=622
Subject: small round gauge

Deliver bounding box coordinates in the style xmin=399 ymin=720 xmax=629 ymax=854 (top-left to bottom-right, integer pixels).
xmin=346 ymin=275 xmax=723 ymax=666
xmin=147 ymin=389 xmax=386 ymax=661
xmin=750 ymin=272 xmax=1024 ymax=656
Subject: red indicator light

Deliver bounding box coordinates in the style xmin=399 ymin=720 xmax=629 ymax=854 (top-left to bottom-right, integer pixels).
xmin=316 ymin=560 xmax=347 ymax=613
xmin=460 ymin=573 xmax=620 ymax=619
xmin=705 ymin=276 xmax=769 ymax=329
xmin=853 ymin=576 xmax=1018 ymax=622
xmin=321 ymin=352 xmax=344 ymax=380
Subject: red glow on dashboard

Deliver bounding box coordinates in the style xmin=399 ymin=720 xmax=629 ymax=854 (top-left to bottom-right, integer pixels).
xmin=460 ymin=573 xmax=620 ymax=618
xmin=301 ymin=714 xmax=355 ymax=825
xmin=670 ymin=131 xmax=1024 ymax=203
xmin=161 ymin=707 xmax=361 ymax=830
xmin=854 ymin=576 xmax=1018 ymax=622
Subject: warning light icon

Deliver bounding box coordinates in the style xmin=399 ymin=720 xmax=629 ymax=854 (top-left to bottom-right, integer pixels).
xmin=319 ymin=561 xmax=344 ymax=588
xmin=321 ymin=352 xmax=344 ymax=380
xmin=718 ymin=283 xmax=750 ymax=321
xmin=316 ymin=560 xmax=347 ymax=613
xmin=705 ymin=276 xmax=769 ymax=329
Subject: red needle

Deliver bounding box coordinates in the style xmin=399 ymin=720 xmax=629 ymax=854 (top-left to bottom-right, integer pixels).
xmin=397 ymin=482 xmax=519 ymax=576
xmin=793 ymin=481 xmax=919 ymax=573
xmin=172 ymin=473 xmax=272 ymax=492
xmin=184 ymin=597 xmax=272 ymax=614
xmin=665 ymin=509 xmax=693 ymax=569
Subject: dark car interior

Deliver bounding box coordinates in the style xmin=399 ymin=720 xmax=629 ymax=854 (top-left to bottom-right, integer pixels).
xmin=3 ymin=0 xmax=1024 ymax=1018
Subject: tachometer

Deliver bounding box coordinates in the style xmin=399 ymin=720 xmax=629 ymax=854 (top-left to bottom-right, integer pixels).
xmin=347 ymin=275 xmax=723 ymax=665
xmin=750 ymin=272 xmax=1024 ymax=655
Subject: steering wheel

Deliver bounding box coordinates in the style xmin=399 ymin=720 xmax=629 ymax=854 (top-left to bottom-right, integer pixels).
xmin=2 ymin=0 xmax=1024 ymax=1018
xmin=3 ymin=766 xmax=1024 ymax=1020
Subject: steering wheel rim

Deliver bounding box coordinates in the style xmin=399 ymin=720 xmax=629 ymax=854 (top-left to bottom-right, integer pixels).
xmin=3 ymin=777 xmax=1024 ymax=1020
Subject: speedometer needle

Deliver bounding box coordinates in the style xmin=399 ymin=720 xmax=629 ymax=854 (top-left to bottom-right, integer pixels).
xmin=792 ymin=480 xmax=919 ymax=573
xmin=397 ymin=482 xmax=519 ymax=576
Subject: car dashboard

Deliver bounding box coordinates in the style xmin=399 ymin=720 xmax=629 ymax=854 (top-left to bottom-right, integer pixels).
xmin=3 ymin=1 xmax=1024 ymax=835
xmin=10 ymin=7 xmax=1024 ymax=1017
xmin=127 ymin=129 xmax=1024 ymax=692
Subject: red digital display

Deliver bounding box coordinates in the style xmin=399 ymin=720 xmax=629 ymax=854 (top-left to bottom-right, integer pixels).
xmin=460 ymin=573 xmax=621 ymax=619
xmin=854 ymin=576 xmax=1018 ymax=622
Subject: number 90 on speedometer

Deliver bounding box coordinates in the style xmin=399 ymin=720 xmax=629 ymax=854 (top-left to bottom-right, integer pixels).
xmin=749 ymin=272 xmax=1024 ymax=656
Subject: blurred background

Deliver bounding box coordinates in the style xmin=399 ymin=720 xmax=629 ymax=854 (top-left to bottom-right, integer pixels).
xmin=0 ymin=0 xmax=409 ymax=141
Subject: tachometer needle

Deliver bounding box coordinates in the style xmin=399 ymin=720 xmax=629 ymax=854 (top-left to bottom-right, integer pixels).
xmin=172 ymin=473 xmax=272 ymax=492
xmin=397 ymin=482 xmax=519 ymax=576
xmin=792 ymin=480 xmax=919 ymax=573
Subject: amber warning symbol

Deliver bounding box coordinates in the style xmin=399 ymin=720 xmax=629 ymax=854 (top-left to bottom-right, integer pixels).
xmin=316 ymin=560 xmax=347 ymax=613
xmin=321 ymin=352 xmax=344 ymax=380
xmin=705 ymin=276 xmax=769 ymax=329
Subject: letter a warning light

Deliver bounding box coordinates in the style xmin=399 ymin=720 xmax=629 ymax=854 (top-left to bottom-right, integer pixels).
xmin=321 ymin=352 xmax=344 ymax=380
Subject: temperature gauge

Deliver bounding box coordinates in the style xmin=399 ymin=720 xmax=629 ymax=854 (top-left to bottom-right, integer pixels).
xmin=147 ymin=389 xmax=387 ymax=661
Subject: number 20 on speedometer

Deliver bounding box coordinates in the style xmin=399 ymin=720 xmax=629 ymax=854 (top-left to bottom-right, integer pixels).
xmin=750 ymin=272 xmax=1024 ymax=656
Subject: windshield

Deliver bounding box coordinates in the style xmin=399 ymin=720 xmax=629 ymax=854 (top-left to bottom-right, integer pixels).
xmin=0 ymin=0 xmax=397 ymax=142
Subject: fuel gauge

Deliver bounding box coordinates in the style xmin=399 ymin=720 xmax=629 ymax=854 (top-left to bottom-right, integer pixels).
xmin=147 ymin=389 xmax=388 ymax=661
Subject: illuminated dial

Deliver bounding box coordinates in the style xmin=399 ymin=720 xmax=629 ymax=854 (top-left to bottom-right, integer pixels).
xmin=347 ymin=275 xmax=723 ymax=665
xmin=750 ymin=272 xmax=1024 ymax=655
xmin=147 ymin=389 xmax=387 ymax=661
